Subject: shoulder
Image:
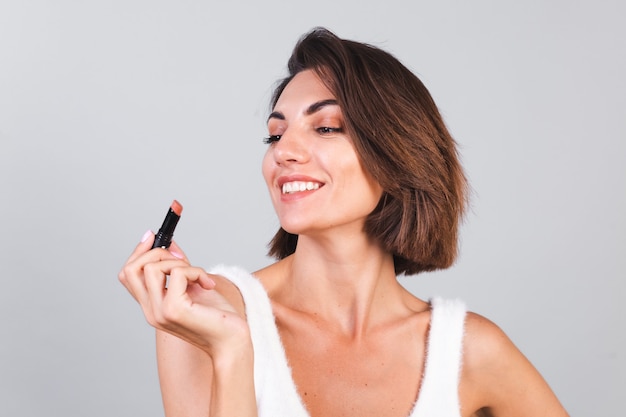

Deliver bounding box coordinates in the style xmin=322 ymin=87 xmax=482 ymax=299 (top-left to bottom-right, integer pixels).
xmin=252 ymin=257 xmax=292 ymax=297
xmin=463 ymin=312 xmax=514 ymax=363
xmin=462 ymin=312 xmax=531 ymax=388
xmin=459 ymin=312 xmax=569 ymax=416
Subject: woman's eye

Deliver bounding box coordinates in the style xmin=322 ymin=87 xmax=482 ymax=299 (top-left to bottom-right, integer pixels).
xmin=317 ymin=127 xmax=343 ymax=134
xmin=263 ymin=135 xmax=282 ymax=144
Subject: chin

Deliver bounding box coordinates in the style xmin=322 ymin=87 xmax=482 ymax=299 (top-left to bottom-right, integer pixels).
xmin=278 ymin=222 xmax=309 ymax=236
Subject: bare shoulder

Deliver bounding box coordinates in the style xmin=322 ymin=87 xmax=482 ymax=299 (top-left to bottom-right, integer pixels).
xmin=252 ymin=258 xmax=291 ymax=296
xmin=462 ymin=312 xmax=515 ymax=368
xmin=460 ymin=312 xmax=569 ymax=416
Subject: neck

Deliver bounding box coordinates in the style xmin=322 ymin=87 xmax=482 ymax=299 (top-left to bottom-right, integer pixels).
xmin=272 ymin=232 xmax=403 ymax=339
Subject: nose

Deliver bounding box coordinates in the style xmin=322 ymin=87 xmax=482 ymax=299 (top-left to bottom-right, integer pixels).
xmin=272 ymin=128 xmax=310 ymax=166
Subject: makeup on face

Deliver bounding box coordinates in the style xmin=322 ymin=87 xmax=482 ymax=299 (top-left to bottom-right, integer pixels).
xmin=151 ymin=200 xmax=183 ymax=249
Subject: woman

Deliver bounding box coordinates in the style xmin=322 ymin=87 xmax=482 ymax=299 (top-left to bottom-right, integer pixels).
xmin=119 ymin=28 xmax=568 ymax=416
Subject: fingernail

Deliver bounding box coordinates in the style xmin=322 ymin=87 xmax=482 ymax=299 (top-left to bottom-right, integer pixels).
xmin=170 ymin=250 xmax=184 ymax=259
xmin=140 ymin=230 xmax=153 ymax=243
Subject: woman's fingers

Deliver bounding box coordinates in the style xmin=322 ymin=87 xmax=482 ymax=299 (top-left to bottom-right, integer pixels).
xmin=119 ymin=232 xmax=185 ymax=281
xmin=167 ymin=266 xmax=216 ymax=298
xmin=142 ymin=259 xmax=175 ymax=324
xmin=143 ymin=259 xmax=190 ymax=322
xmin=125 ymin=230 xmax=156 ymax=265
xmin=118 ymin=230 xmax=155 ymax=295
xmin=118 ymin=234 xmax=241 ymax=352
xmin=119 ymin=239 xmax=189 ymax=318
xmin=168 ymin=240 xmax=188 ymax=262
xmin=142 ymin=261 xmax=216 ymax=328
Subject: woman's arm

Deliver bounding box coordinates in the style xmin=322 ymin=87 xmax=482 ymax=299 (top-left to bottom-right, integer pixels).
xmin=461 ymin=313 xmax=569 ymax=417
xmin=155 ymin=273 xmax=257 ymax=417
xmin=157 ymin=330 xmax=212 ymax=416
xmin=157 ymin=328 xmax=257 ymax=417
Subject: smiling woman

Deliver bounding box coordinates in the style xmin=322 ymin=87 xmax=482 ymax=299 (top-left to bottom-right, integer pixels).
xmin=264 ymin=31 xmax=468 ymax=275
xmin=118 ymin=28 xmax=570 ymax=417
xmin=263 ymin=71 xmax=384 ymax=242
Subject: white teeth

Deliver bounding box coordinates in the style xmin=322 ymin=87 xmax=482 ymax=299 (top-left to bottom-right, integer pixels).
xmin=282 ymin=181 xmax=320 ymax=194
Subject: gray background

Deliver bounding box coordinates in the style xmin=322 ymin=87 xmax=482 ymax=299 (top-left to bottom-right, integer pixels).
xmin=1 ymin=1 xmax=624 ymax=416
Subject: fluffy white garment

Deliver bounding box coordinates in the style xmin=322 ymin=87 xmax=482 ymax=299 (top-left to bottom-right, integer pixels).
xmin=209 ymin=265 xmax=466 ymax=417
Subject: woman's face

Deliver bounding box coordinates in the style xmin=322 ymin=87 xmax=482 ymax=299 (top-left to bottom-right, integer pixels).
xmin=262 ymin=70 xmax=383 ymax=237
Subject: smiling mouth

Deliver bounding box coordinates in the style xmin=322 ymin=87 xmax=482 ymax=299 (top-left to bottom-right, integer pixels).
xmin=282 ymin=181 xmax=322 ymax=194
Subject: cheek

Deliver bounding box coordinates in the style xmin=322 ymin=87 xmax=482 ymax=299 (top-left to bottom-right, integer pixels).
xmin=261 ymin=151 xmax=274 ymax=188
xmin=352 ymin=162 xmax=383 ymax=208
xmin=364 ymin=169 xmax=383 ymax=200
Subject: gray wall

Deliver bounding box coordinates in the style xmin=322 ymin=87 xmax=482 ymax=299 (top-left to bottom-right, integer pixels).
xmin=1 ymin=1 xmax=623 ymax=415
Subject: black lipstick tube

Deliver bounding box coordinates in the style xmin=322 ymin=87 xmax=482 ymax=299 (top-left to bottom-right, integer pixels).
xmin=152 ymin=200 xmax=183 ymax=249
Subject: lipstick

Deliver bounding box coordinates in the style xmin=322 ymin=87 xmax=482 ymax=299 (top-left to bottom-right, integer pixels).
xmin=151 ymin=200 xmax=183 ymax=249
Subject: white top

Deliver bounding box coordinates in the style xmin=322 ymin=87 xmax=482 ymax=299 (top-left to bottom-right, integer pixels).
xmin=210 ymin=265 xmax=466 ymax=417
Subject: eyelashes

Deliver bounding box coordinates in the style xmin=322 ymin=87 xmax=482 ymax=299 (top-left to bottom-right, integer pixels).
xmin=317 ymin=127 xmax=342 ymax=134
xmin=262 ymin=135 xmax=282 ymax=144
xmin=263 ymin=127 xmax=344 ymax=144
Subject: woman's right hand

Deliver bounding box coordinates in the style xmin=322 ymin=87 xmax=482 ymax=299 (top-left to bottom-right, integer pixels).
xmin=119 ymin=231 xmax=258 ymax=416
xmin=118 ymin=231 xmax=251 ymax=358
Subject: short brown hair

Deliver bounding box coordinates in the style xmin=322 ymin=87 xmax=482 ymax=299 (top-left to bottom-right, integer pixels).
xmin=267 ymin=28 xmax=468 ymax=275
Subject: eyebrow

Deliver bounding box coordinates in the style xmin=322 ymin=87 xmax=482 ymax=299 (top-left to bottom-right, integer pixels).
xmin=267 ymin=99 xmax=339 ymax=122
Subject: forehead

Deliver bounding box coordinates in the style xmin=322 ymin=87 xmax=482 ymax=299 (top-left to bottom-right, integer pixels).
xmin=274 ymin=70 xmax=336 ymax=110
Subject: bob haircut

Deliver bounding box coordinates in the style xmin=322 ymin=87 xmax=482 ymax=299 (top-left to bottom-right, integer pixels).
xmin=267 ymin=28 xmax=468 ymax=276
